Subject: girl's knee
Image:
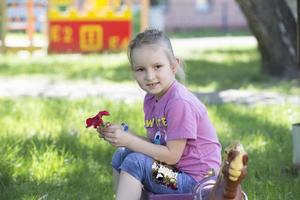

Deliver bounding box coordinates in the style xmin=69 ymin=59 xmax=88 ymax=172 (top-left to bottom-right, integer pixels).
xmin=120 ymin=152 xmax=152 ymax=178
xmin=111 ymin=147 xmax=132 ymax=171
xmin=124 ymin=152 xmax=151 ymax=165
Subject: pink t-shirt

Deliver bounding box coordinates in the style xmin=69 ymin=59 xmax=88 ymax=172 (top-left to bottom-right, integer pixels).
xmin=143 ymin=80 xmax=221 ymax=181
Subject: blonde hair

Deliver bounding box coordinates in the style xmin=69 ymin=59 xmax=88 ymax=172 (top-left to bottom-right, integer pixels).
xmin=127 ymin=29 xmax=185 ymax=83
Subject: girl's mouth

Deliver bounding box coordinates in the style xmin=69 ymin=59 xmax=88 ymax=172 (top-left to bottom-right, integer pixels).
xmin=146 ymin=82 xmax=159 ymax=89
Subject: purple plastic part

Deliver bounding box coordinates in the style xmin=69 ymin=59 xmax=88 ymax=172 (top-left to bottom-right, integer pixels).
xmin=144 ymin=192 xmax=193 ymax=200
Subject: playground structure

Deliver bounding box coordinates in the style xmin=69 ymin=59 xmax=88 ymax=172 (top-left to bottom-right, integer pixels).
xmin=0 ymin=0 xmax=46 ymax=53
xmin=48 ymin=0 xmax=132 ymax=53
xmin=0 ymin=0 xmax=152 ymax=54
xmin=0 ymin=1 xmax=5 ymax=53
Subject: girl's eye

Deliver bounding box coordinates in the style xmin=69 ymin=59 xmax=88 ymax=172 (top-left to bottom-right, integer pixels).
xmin=155 ymin=65 xmax=162 ymax=69
xmin=135 ymin=68 xmax=144 ymax=72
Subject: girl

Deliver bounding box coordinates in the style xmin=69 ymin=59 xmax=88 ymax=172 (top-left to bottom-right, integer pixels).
xmin=98 ymin=29 xmax=222 ymax=200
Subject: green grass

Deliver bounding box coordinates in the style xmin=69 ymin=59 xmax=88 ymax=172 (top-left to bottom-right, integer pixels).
xmin=167 ymin=28 xmax=252 ymax=38
xmin=0 ymin=98 xmax=145 ymax=199
xmin=0 ymin=45 xmax=299 ymax=94
xmin=0 ymin=97 xmax=299 ymax=199
xmin=0 ymin=33 xmax=300 ymax=199
xmin=0 ymin=53 xmax=131 ymax=81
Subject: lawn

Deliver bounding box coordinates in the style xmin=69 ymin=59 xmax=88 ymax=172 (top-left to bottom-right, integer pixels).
xmin=0 ymin=43 xmax=299 ymax=95
xmin=0 ymin=36 xmax=300 ymax=199
xmin=0 ymin=98 xmax=299 ymax=199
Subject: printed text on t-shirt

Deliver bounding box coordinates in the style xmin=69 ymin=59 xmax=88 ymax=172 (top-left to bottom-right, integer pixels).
xmin=145 ymin=117 xmax=167 ymax=128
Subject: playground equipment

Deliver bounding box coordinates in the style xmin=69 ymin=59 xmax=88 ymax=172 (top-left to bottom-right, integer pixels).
xmin=48 ymin=0 xmax=133 ymax=53
xmin=0 ymin=1 xmax=5 ymax=53
xmin=0 ymin=0 xmax=47 ymax=53
xmin=0 ymin=0 xmax=150 ymax=54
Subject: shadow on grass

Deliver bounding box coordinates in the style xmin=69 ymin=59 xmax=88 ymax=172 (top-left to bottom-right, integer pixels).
xmin=1 ymin=47 xmax=298 ymax=94
xmin=101 ymin=63 xmax=133 ymax=82
xmin=185 ymin=58 xmax=261 ymax=90
xmin=211 ymin=104 xmax=293 ymax=169
xmin=167 ymin=28 xmax=252 ymax=39
xmin=208 ymin=104 xmax=299 ymax=199
xmin=0 ymin=132 xmax=115 ymax=200
xmin=183 ymin=48 xmax=259 ymax=89
xmin=99 ymin=48 xmax=263 ymax=89
xmin=0 ymin=102 xmax=299 ymax=199
xmin=97 ymin=48 xmax=288 ymax=92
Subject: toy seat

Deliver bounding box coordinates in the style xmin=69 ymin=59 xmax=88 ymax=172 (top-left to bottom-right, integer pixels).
xmin=143 ymin=191 xmax=193 ymax=200
xmin=143 ymin=191 xmax=248 ymax=200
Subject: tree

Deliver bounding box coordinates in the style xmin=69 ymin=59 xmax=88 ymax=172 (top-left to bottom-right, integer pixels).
xmin=235 ymin=0 xmax=299 ymax=79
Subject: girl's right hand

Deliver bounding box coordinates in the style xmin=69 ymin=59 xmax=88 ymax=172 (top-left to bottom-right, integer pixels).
xmin=96 ymin=122 xmax=111 ymax=139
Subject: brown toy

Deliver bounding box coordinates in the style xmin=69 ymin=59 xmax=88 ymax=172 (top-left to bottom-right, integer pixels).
xmin=207 ymin=142 xmax=248 ymax=200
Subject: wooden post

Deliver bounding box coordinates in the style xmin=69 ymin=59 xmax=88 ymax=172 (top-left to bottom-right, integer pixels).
xmin=141 ymin=0 xmax=149 ymax=31
xmin=0 ymin=0 xmax=6 ymax=53
xmin=27 ymin=0 xmax=34 ymax=53
xmin=292 ymin=123 xmax=300 ymax=168
xmin=125 ymin=0 xmax=132 ymax=7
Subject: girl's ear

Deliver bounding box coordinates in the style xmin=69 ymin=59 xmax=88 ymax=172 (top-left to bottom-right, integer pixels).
xmin=175 ymin=57 xmax=180 ymax=65
xmin=171 ymin=57 xmax=180 ymax=73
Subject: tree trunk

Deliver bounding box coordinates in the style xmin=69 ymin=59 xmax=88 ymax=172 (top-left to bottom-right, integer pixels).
xmin=235 ymin=0 xmax=299 ymax=79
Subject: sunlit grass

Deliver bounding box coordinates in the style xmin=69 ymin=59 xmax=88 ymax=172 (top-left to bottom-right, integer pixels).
xmin=1 ymin=39 xmax=299 ymax=94
xmin=0 ymin=97 xmax=299 ymax=199
xmin=0 ymin=53 xmax=130 ymax=81
xmin=0 ymin=97 xmax=144 ymax=199
xmin=3 ymin=25 xmax=299 ymax=199
xmin=29 ymin=144 xmax=70 ymax=183
xmin=207 ymin=103 xmax=300 ymax=200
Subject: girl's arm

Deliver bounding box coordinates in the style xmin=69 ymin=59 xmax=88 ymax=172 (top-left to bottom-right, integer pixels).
xmin=97 ymin=125 xmax=151 ymax=142
xmin=101 ymin=124 xmax=186 ymax=165
xmin=133 ymin=133 xmax=151 ymax=142
xmin=128 ymin=134 xmax=187 ymax=165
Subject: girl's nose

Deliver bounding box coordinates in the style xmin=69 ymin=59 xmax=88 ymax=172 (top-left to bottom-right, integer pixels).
xmin=146 ymin=69 xmax=155 ymax=80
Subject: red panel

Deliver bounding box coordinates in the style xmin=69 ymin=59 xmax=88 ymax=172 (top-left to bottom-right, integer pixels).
xmin=48 ymin=20 xmax=131 ymax=53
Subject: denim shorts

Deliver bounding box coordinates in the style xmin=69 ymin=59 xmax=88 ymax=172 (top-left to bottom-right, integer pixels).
xmin=111 ymin=147 xmax=197 ymax=194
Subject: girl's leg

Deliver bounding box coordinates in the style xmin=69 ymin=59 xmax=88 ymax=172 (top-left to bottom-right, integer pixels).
xmin=114 ymin=151 xmax=197 ymax=199
xmin=111 ymin=148 xmax=133 ymax=193
xmin=143 ymin=160 xmax=197 ymax=194
xmin=116 ymin=171 xmax=143 ymax=200
xmin=116 ymin=152 xmax=197 ymax=199
xmin=113 ymin=168 xmax=120 ymax=192
xmin=115 ymin=152 xmax=147 ymax=200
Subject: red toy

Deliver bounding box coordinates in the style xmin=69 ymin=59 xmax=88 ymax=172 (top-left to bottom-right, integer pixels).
xmin=86 ymin=110 xmax=110 ymax=129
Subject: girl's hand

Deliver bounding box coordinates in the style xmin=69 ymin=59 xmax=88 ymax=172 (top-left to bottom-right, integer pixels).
xmin=99 ymin=123 xmax=130 ymax=147
xmin=96 ymin=122 xmax=110 ymax=139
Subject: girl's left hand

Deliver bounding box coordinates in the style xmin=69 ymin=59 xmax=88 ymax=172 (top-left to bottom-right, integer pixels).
xmin=101 ymin=124 xmax=130 ymax=147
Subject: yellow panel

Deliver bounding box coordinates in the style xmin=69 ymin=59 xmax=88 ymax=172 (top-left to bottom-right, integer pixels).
xmin=48 ymin=0 xmax=132 ymax=21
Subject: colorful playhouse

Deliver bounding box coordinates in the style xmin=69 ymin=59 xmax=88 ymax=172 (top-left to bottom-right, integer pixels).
xmin=48 ymin=0 xmax=132 ymax=53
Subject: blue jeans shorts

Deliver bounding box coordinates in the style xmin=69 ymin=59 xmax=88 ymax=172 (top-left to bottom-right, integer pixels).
xmin=111 ymin=147 xmax=197 ymax=194
xmin=111 ymin=148 xmax=248 ymax=199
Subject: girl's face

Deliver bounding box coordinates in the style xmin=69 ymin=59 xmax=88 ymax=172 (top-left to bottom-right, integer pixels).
xmin=131 ymin=44 xmax=178 ymax=99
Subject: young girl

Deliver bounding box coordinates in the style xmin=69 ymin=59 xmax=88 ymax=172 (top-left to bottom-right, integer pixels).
xmin=98 ymin=29 xmax=222 ymax=200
